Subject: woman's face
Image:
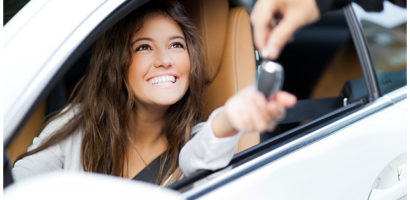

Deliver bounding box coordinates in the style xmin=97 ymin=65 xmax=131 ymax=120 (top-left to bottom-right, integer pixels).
xmin=128 ymin=13 xmax=190 ymax=108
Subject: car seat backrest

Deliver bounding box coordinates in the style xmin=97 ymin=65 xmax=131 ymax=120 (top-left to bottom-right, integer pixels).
xmin=7 ymin=101 xmax=46 ymax=164
xmin=182 ymin=0 xmax=256 ymax=119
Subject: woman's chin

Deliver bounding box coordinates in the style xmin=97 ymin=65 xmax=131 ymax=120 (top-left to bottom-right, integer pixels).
xmin=153 ymin=96 xmax=183 ymax=106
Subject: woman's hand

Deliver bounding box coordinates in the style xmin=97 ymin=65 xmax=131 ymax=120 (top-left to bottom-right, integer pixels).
xmin=212 ymin=86 xmax=297 ymax=137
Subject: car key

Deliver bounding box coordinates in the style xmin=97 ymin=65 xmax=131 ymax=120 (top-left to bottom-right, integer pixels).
xmin=256 ymin=60 xmax=284 ymax=99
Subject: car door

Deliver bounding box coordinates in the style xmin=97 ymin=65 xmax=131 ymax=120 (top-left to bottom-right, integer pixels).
xmin=172 ymin=2 xmax=407 ymax=199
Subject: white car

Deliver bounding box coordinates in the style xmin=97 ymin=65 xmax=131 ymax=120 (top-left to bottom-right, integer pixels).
xmin=3 ymin=0 xmax=407 ymax=199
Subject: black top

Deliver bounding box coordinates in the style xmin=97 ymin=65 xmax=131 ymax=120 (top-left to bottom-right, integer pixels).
xmin=132 ymin=153 xmax=172 ymax=184
xmin=315 ymin=0 xmax=406 ymax=14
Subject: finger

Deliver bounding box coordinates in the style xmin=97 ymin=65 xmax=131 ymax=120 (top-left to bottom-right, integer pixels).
xmin=246 ymin=96 xmax=269 ymax=131
xmin=251 ymin=0 xmax=278 ymax=52
xmin=250 ymin=109 xmax=268 ymax=131
xmin=270 ymin=91 xmax=297 ymax=107
xmin=253 ymin=92 xmax=271 ymax=122
xmin=275 ymin=105 xmax=286 ymax=121
xmin=264 ymin=12 xmax=305 ymax=60
xmin=266 ymin=120 xmax=277 ymax=132
xmin=267 ymin=102 xmax=285 ymax=121
xmin=264 ymin=103 xmax=284 ymax=132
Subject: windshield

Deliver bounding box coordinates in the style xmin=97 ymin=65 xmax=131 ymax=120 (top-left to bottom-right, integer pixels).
xmin=352 ymin=1 xmax=407 ymax=95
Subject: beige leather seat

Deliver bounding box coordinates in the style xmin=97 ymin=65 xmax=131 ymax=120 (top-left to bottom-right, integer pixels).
xmin=183 ymin=0 xmax=259 ymax=150
xmin=7 ymin=102 xmax=46 ymax=164
xmin=182 ymin=0 xmax=257 ymax=119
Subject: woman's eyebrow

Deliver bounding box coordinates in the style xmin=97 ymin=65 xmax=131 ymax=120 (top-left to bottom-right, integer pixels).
xmin=170 ymin=35 xmax=185 ymax=41
xmin=132 ymin=37 xmax=152 ymax=45
xmin=132 ymin=35 xmax=185 ymax=45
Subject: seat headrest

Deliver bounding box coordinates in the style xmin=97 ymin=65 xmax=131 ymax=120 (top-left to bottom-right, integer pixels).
xmin=182 ymin=0 xmax=229 ymax=81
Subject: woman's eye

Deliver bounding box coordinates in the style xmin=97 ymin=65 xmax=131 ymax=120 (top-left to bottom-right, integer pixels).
xmin=135 ymin=44 xmax=151 ymax=52
xmin=170 ymin=42 xmax=185 ymax=49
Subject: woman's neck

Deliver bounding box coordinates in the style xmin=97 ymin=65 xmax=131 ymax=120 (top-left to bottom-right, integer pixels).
xmin=132 ymin=103 xmax=168 ymax=149
xmin=124 ymin=104 xmax=169 ymax=179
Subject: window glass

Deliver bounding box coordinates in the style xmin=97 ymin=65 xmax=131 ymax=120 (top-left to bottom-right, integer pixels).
xmin=352 ymin=2 xmax=407 ymax=95
xmin=3 ymin=0 xmax=29 ymax=25
xmin=260 ymin=10 xmax=366 ymax=140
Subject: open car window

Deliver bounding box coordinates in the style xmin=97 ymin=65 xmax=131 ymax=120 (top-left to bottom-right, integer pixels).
xmin=352 ymin=1 xmax=407 ymax=95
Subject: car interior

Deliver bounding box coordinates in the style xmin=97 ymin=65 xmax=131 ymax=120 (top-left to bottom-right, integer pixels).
xmin=5 ymin=0 xmax=258 ymax=165
xmin=4 ymin=0 xmax=406 ymax=191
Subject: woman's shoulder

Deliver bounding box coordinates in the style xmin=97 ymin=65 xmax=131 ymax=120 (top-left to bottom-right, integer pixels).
xmin=40 ymin=105 xmax=79 ymax=135
xmin=28 ymin=104 xmax=82 ymax=151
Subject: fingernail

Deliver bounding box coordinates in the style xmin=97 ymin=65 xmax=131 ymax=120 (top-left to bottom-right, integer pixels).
xmin=261 ymin=48 xmax=270 ymax=59
xmin=267 ymin=121 xmax=276 ymax=131
xmin=269 ymin=46 xmax=279 ymax=59
xmin=261 ymin=46 xmax=279 ymax=59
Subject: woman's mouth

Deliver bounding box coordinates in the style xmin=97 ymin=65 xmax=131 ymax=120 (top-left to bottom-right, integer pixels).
xmin=148 ymin=75 xmax=177 ymax=85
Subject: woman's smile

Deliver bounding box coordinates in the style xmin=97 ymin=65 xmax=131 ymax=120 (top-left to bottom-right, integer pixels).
xmin=146 ymin=73 xmax=178 ymax=88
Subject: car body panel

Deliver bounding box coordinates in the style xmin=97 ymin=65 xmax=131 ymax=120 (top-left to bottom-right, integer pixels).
xmin=3 ymin=0 xmax=125 ymax=143
xmin=198 ymin=87 xmax=407 ymax=200
xmin=4 ymin=171 xmax=183 ymax=200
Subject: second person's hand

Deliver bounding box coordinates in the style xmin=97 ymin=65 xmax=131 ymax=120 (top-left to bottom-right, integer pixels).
xmin=251 ymin=0 xmax=320 ymax=60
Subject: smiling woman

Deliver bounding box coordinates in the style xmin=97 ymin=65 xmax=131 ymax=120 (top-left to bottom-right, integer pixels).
xmin=12 ymin=0 xmax=207 ymax=185
xmin=11 ymin=0 xmax=293 ymax=187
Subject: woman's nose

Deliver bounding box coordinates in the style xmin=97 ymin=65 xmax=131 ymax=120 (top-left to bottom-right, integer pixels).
xmin=153 ymin=48 xmax=173 ymax=68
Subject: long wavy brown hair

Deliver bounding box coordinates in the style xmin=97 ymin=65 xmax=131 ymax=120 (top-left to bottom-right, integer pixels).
xmin=16 ymin=0 xmax=205 ymax=185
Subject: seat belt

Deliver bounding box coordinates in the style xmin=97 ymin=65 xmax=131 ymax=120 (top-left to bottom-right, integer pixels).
xmin=281 ymin=73 xmax=378 ymax=124
xmin=281 ymin=97 xmax=344 ymax=124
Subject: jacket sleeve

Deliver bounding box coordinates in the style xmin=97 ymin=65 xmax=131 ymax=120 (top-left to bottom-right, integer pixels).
xmin=315 ymin=0 xmax=406 ymax=15
xmin=11 ymin=109 xmax=77 ymax=181
xmin=179 ymin=107 xmax=243 ymax=176
xmin=12 ymin=140 xmax=64 ymax=181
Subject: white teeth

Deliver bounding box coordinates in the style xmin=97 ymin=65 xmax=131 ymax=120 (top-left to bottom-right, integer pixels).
xmin=149 ymin=75 xmax=176 ymax=85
